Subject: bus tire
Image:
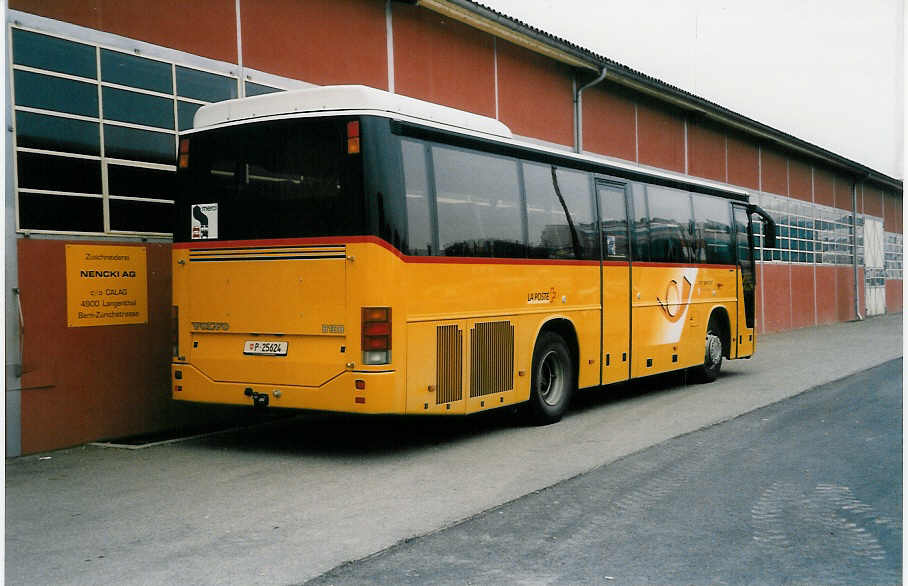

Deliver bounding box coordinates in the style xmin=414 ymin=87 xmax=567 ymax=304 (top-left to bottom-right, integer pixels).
xmin=527 ymin=331 xmax=575 ymax=425
xmin=692 ymin=317 xmax=724 ymax=383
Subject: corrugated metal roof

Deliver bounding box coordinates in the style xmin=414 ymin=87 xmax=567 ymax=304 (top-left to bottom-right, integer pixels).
xmin=439 ymin=0 xmax=902 ymax=192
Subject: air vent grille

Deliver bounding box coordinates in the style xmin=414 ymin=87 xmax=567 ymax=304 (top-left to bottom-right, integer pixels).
xmin=435 ymin=325 xmax=463 ymax=404
xmin=470 ymin=321 xmax=514 ymax=398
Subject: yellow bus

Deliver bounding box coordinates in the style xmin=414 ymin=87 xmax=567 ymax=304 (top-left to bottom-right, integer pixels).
xmin=171 ymin=85 xmax=776 ymax=424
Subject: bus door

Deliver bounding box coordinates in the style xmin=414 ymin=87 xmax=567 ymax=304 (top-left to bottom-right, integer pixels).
xmin=732 ymin=204 xmax=756 ymax=357
xmin=596 ymin=180 xmax=632 ymax=384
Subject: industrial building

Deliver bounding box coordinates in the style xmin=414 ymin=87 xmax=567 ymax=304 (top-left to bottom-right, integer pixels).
xmin=4 ymin=0 xmax=902 ymax=456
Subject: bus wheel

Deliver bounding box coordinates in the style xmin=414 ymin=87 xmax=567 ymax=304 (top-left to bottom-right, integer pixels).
xmin=693 ymin=319 xmax=724 ymax=383
xmin=527 ymin=331 xmax=575 ymax=424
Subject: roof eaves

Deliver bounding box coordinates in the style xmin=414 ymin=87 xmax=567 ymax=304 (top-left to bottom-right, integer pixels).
xmin=420 ymin=0 xmax=902 ymax=193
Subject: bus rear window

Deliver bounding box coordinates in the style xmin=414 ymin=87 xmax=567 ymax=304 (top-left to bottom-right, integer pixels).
xmin=174 ymin=117 xmax=364 ymax=242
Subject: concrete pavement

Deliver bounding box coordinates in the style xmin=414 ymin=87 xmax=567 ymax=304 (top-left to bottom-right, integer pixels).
xmin=6 ymin=314 xmax=902 ymax=585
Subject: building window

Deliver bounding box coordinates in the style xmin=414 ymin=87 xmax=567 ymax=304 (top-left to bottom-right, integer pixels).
xmin=10 ymin=26 xmax=240 ymax=236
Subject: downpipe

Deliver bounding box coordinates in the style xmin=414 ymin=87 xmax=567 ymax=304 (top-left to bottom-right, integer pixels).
xmin=573 ymin=67 xmax=608 ymax=154
xmin=852 ymin=175 xmax=868 ymax=321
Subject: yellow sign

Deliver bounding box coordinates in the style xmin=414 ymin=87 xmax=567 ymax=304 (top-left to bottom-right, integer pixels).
xmin=66 ymin=244 xmax=148 ymax=327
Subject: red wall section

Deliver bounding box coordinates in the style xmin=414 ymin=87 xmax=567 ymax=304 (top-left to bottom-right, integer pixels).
xmin=636 ymin=98 xmax=684 ymax=172
xmin=760 ymin=264 xmax=791 ymax=333
xmin=834 ymin=174 xmax=854 ymax=211
xmin=18 ymin=239 xmax=176 ymax=454
xmin=242 ymin=0 xmax=387 ymax=89
xmin=790 ymin=265 xmax=815 ymax=329
xmin=726 ymin=133 xmax=759 ymax=189
xmin=789 ymin=159 xmax=812 ymax=202
xmin=813 ymin=168 xmax=835 ymax=207
xmin=815 ymin=266 xmax=838 ymax=325
xmin=836 ymin=266 xmax=862 ymax=322
xmin=496 ymin=40 xmax=573 ymax=147
xmin=863 ymin=185 xmax=884 ymax=218
xmin=883 ymin=191 xmax=901 ymax=233
xmin=392 ymin=3 xmax=495 ymax=117
xmin=582 ymin=85 xmax=636 ymax=161
xmin=761 ymin=148 xmax=788 ymax=196
xmin=11 ymin=0 xmax=237 ymax=62
xmin=687 ymin=119 xmax=726 ymax=182
xmin=886 ymin=280 xmax=902 ymax=314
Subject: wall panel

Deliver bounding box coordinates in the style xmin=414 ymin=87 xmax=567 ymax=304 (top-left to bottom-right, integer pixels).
xmin=761 ymin=148 xmax=788 ymax=196
xmin=863 ymin=185 xmax=884 ymax=219
xmin=760 ymin=264 xmax=791 ymax=333
xmin=790 ymin=265 xmax=815 ymax=329
xmin=11 ymin=0 xmax=237 ymax=62
xmin=836 ymin=266 xmax=863 ymax=322
xmin=496 ymin=40 xmax=573 ymax=147
xmin=242 ymin=0 xmax=387 ymax=89
xmin=18 ymin=239 xmax=174 ymax=453
xmin=789 ymin=159 xmax=811 ymax=202
xmin=392 ymin=3 xmax=495 ymax=117
xmin=726 ymin=133 xmax=759 ymax=189
xmin=582 ymin=85 xmax=636 ymax=161
xmin=815 ymin=265 xmax=838 ymax=325
xmin=885 ymin=280 xmax=902 ymax=314
xmin=813 ymin=167 xmax=835 ymax=207
xmin=883 ymin=191 xmax=901 ymax=233
xmin=636 ymin=98 xmax=684 ymax=172
xmin=687 ymin=119 xmax=726 ymax=182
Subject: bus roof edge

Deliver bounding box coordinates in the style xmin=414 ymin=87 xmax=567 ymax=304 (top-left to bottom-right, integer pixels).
xmin=193 ymin=85 xmax=514 ymax=139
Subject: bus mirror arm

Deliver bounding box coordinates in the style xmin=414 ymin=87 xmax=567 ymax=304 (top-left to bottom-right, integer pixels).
xmin=747 ymin=204 xmax=777 ymax=249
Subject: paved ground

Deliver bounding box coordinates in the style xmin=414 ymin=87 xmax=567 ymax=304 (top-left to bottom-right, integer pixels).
xmin=311 ymin=359 xmax=902 ymax=585
xmin=5 ymin=314 xmax=902 ymax=585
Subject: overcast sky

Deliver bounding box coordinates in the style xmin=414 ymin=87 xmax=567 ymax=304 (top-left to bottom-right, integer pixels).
xmin=482 ymin=0 xmax=904 ymax=180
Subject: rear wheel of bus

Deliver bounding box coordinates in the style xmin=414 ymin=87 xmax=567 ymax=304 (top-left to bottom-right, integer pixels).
xmin=527 ymin=331 xmax=575 ymax=424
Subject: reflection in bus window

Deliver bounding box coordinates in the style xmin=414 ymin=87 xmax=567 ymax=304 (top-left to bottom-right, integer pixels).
xmin=692 ymin=194 xmax=734 ymax=264
xmin=401 ymin=139 xmax=432 ymax=255
xmin=432 ymin=145 xmax=524 ymax=258
xmin=647 ymin=185 xmax=693 ymax=263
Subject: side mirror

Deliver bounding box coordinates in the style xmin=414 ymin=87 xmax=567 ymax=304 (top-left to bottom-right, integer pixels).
xmin=747 ymin=204 xmax=777 ymax=249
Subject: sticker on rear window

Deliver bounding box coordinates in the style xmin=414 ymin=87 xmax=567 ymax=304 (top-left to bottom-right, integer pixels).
xmin=191 ymin=203 xmax=218 ymax=240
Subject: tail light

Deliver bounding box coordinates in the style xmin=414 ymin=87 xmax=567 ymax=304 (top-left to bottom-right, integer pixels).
xmin=362 ymin=307 xmax=390 ymax=365
xmin=346 ymin=120 xmax=360 ymax=155
xmin=178 ymin=138 xmax=190 ymax=168
xmin=172 ymin=305 xmax=179 ymax=358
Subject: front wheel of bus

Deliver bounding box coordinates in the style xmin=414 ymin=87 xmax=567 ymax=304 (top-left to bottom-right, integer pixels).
xmin=527 ymin=332 xmax=575 ymax=425
xmin=693 ymin=320 xmax=723 ymax=383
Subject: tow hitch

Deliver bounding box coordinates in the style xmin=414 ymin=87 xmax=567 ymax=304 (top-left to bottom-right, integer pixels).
xmin=244 ymin=388 xmax=269 ymax=408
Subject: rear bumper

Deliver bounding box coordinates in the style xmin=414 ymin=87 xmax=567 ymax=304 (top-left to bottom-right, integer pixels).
xmin=171 ymin=363 xmax=404 ymax=414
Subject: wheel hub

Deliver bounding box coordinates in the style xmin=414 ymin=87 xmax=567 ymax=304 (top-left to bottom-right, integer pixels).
xmin=705 ymin=333 xmax=722 ymax=367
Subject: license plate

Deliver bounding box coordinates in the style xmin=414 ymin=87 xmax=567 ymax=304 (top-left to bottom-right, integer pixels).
xmin=243 ymin=340 xmax=288 ymax=356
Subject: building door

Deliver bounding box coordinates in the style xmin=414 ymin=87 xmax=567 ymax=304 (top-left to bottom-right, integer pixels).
xmin=864 ymin=217 xmax=886 ymax=316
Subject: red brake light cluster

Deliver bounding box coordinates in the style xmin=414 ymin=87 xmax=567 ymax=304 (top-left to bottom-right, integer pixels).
xmin=178 ymin=138 xmax=190 ymax=168
xmin=346 ymin=120 xmax=360 ymax=155
xmin=361 ymin=307 xmax=390 ymax=365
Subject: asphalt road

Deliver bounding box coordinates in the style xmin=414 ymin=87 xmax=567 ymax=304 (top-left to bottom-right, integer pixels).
xmin=5 ymin=314 xmax=902 ymax=585
xmin=311 ymin=358 xmax=903 ymax=585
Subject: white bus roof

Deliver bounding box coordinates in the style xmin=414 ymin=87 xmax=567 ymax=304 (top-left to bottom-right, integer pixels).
xmin=191 ymin=84 xmax=748 ymax=199
xmin=193 ymin=84 xmax=513 ymax=140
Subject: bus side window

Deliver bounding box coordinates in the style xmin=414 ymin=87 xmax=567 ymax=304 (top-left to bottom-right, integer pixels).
xmin=555 ymin=168 xmax=599 ymax=260
xmin=692 ymin=194 xmax=734 ymax=265
xmin=524 ymin=162 xmax=575 ymax=259
xmin=631 ymin=182 xmax=650 ymax=262
xmin=647 ymin=185 xmax=693 ymax=264
xmin=432 ymin=145 xmax=524 ymax=258
xmin=401 ymin=139 xmax=433 ymax=256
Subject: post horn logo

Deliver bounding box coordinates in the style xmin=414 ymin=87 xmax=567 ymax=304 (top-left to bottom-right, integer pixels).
xmin=656 ymin=276 xmax=692 ymax=323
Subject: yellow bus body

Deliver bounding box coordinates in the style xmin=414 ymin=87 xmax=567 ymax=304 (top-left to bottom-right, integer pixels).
xmin=171 ymin=237 xmax=753 ymax=414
